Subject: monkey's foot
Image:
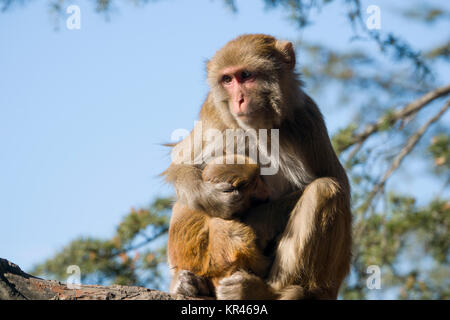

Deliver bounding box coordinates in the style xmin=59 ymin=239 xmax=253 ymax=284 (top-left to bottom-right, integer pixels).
xmin=216 ymin=271 xmax=247 ymax=300
xmin=216 ymin=271 xmax=276 ymax=300
xmin=171 ymin=270 xmax=211 ymax=297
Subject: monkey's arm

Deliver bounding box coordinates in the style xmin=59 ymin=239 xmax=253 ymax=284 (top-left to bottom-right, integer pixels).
xmin=165 ymin=162 xmax=246 ymax=219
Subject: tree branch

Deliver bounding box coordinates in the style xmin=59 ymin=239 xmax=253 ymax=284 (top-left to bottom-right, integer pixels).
xmin=339 ymin=84 xmax=450 ymax=153
xmin=0 ymin=258 xmax=199 ymax=300
xmin=111 ymin=227 xmax=169 ymax=258
xmin=361 ymin=100 xmax=450 ymax=211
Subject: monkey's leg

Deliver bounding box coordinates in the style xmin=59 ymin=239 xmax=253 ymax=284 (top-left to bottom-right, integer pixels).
xmin=215 ymin=192 xmax=301 ymax=301
xmin=217 ymin=177 xmax=352 ymax=300
xmin=241 ymin=190 xmax=302 ymax=250
xmin=170 ymin=270 xmax=213 ymax=297
xmin=270 ymin=177 xmax=351 ymax=299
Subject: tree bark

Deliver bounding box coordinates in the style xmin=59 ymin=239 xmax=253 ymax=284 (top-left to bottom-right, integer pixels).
xmin=0 ymin=258 xmax=198 ymax=300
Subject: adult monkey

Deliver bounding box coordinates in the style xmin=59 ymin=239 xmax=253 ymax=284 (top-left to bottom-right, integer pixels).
xmin=164 ymin=34 xmax=352 ymax=300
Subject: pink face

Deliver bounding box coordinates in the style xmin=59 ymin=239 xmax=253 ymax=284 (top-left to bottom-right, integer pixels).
xmin=220 ymin=66 xmax=257 ymax=120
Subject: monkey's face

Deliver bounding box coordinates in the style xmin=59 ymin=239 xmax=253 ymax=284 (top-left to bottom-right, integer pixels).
xmin=231 ymin=176 xmax=270 ymax=215
xmin=211 ymin=64 xmax=277 ymax=129
xmin=202 ymin=155 xmax=270 ymax=216
xmin=219 ymin=65 xmax=260 ymax=125
xmin=207 ymin=34 xmax=297 ymax=129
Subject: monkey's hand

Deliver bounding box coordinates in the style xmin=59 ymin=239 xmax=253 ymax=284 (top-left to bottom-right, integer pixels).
xmin=216 ymin=271 xmax=277 ymax=300
xmin=199 ymin=180 xmax=249 ymax=219
xmin=179 ymin=179 xmax=246 ymax=219
xmin=166 ymin=164 xmax=244 ymax=219
xmin=171 ymin=270 xmax=211 ymax=297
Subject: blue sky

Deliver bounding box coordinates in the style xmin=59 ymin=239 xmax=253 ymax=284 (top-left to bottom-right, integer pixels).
xmin=0 ymin=0 xmax=449 ymax=284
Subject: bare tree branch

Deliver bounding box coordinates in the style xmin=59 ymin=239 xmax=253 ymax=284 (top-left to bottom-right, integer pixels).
xmin=345 ymin=141 xmax=363 ymax=167
xmin=111 ymin=227 xmax=169 ymax=258
xmin=339 ymin=84 xmax=450 ymax=153
xmin=0 ymin=258 xmax=200 ymax=300
xmin=361 ymin=100 xmax=450 ymax=211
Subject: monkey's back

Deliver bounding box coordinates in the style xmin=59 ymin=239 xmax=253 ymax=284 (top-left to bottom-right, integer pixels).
xmin=168 ymin=203 xmax=269 ymax=285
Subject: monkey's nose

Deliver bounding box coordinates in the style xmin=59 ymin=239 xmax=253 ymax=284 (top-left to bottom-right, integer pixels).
xmin=238 ymin=98 xmax=245 ymax=110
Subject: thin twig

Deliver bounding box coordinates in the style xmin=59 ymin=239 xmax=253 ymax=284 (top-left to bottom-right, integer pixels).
xmin=110 ymin=227 xmax=169 ymax=258
xmin=345 ymin=141 xmax=363 ymax=167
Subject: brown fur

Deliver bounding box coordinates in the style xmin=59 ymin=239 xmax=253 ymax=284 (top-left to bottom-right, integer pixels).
xmin=168 ymin=158 xmax=270 ymax=296
xmin=164 ymin=34 xmax=352 ymax=300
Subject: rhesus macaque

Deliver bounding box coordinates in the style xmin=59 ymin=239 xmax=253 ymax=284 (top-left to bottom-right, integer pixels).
xmin=168 ymin=155 xmax=271 ymax=297
xmin=164 ymin=34 xmax=352 ymax=300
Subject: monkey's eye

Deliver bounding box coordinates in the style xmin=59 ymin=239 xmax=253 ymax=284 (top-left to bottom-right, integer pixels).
xmin=233 ymin=181 xmax=248 ymax=191
xmin=221 ymin=75 xmax=232 ymax=84
xmin=222 ymin=187 xmax=238 ymax=193
xmin=240 ymin=70 xmax=252 ymax=80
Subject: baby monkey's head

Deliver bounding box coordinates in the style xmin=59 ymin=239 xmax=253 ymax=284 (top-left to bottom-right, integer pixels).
xmin=202 ymin=155 xmax=270 ymax=216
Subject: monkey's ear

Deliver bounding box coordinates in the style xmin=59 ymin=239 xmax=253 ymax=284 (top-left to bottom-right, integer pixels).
xmin=275 ymin=40 xmax=296 ymax=70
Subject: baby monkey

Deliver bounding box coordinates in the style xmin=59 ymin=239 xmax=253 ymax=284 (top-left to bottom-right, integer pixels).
xmin=168 ymin=155 xmax=270 ymax=298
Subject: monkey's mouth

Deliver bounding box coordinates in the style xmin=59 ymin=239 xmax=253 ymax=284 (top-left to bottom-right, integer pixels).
xmin=236 ymin=107 xmax=264 ymax=118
